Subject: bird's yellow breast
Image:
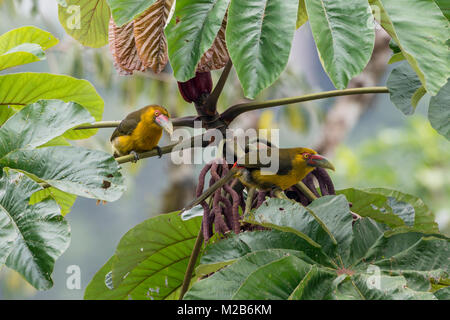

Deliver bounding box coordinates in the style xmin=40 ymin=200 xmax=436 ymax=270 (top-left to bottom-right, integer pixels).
xmin=112 ymin=110 xmax=163 ymax=156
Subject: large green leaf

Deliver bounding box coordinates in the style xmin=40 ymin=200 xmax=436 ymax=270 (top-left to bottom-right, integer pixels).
xmin=107 ymin=0 xmax=156 ymax=26
xmin=370 ymin=0 xmax=450 ymax=95
xmin=0 ymin=169 xmax=70 ymax=290
xmin=434 ymin=0 xmax=450 ymax=21
xmin=387 ymin=62 xmax=426 ymax=115
xmin=0 ymin=73 xmax=104 ymax=140
xmin=29 ymin=187 xmax=77 ymax=216
xmin=185 ymin=249 xmax=312 ymax=300
xmin=58 ymin=0 xmax=111 ymax=48
xmin=84 ymin=256 xmax=118 ymax=299
xmin=0 ymin=26 xmax=58 ymax=71
xmin=0 ymin=100 xmax=125 ymax=202
xmin=226 ymin=0 xmax=298 ymax=99
xmin=0 ymin=100 xmax=93 ymax=156
xmin=428 ymin=79 xmax=450 ymax=140
xmin=305 ymin=0 xmax=375 ymax=89
xmin=197 ymin=230 xmax=336 ymax=277
xmin=245 ymin=195 xmax=353 ymax=262
xmin=85 ymin=212 xmax=201 ymax=300
xmin=166 ymin=0 xmax=230 ymax=82
xmin=185 ymin=195 xmax=449 ymax=300
xmin=365 ymin=188 xmax=439 ymax=234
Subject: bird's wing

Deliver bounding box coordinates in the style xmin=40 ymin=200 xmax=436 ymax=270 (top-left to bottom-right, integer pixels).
xmin=110 ymin=108 xmax=148 ymax=141
xmin=237 ymin=148 xmax=294 ymax=175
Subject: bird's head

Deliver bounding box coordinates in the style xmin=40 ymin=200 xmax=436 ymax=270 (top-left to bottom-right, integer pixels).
xmin=151 ymin=105 xmax=173 ymax=137
xmin=294 ymin=147 xmax=335 ymax=171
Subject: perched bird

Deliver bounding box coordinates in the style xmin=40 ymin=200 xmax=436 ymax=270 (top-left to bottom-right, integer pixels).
xmin=110 ymin=105 xmax=173 ymax=161
xmin=182 ymin=147 xmax=335 ymax=212
xmin=235 ymin=147 xmax=335 ymax=191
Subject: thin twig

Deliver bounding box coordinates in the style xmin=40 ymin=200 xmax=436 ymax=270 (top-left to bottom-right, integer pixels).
xmin=179 ymin=227 xmax=204 ymax=300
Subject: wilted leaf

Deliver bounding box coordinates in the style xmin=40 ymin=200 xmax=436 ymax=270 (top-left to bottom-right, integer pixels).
xmin=109 ymin=19 xmax=147 ymax=75
xmin=197 ymin=14 xmax=229 ymax=72
xmin=133 ymin=0 xmax=174 ymax=73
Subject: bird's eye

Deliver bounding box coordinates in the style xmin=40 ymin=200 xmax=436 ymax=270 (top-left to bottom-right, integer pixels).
xmin=303 ymin=153 xmax=309 ymax=159
xmin=154 ymin=111 xmax=160 ymax=117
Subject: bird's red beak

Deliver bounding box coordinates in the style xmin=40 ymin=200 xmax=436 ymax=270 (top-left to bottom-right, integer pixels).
xmin=307 ymin=154 xmax=335 ymax=171
xmin=155 ymin=114 xmax=173 ymax=137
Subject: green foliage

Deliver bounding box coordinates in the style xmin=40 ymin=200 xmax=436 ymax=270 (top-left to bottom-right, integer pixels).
xmin=58 ymin=0 xmax=111 ymax=48
xmin=338 ymin=188 xmax=439 ymax=233
xmin=387 ymin=62 xmax=425 ymax=115
xmin=296 ymin=0 xmax=308 ymax=29
xmin=0 ymin=99 xmax=125 ymax=201
xmin=305 ymin=0 xmax=375 ymax=89
xmin=371 ymin=0 xmax=449 ymax=96
xmin=107 ymin=0 xmax=156 ymax=26
xmin=429 ymin=80 xmax=450 ymax=140
xmin=184 ymin=197 xmax=449 ymax=300
xmin=0 ymin=169 xmax=70 ymax=290
xmin=226 ymin=0 xmax=298 ymax=99
xmin=333 ymin=117 xmax=450 ymax=232
xmin=0 ymin=73 xmax=104 ymax=140
xmin=84 ymin=211 xmax=202 ymax=300
xmin=166 ymin=0 xmax=229 ymax=82
xmin=0 ymin=26 xmax=58 ymax=71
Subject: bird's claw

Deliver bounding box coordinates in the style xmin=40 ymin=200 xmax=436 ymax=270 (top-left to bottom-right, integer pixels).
xmin=130 ymin=151 xmax=140 ymax=163
xmin=155 ymin=146 xmax=163 ymax=158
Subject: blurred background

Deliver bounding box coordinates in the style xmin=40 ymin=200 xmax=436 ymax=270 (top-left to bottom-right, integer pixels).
xmin=0 ymin=0 xmax=448 ymax=299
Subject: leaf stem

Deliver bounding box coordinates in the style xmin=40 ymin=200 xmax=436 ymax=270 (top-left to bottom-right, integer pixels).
xmin=179 ymin=227 xmax=204 ymax=300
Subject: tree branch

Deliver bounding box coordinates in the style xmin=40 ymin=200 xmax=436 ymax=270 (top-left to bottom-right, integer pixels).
xmin=220 ymin=87 xmax=390 ymax=124
xmin=115 ymin=131 xmax=210 ymax=164
xmin=204 ymin=60 xmax=233 ymax=113
xmin=179 ymin=228 xmax=204 ymax=300
xmin=74 ymin=116 xmax=198 ymax=130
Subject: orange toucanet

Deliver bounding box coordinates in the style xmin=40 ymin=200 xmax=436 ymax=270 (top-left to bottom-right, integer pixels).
xmin=182 ymin=147 xmax=335 ymax=212
xmin=110 ymin=105 xmax=173 ymax=161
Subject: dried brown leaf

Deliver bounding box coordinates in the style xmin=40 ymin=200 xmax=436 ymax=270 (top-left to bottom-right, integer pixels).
xmin=133 ymin=0 xmax=174 ymax=74
xmin=197 ymin=15 xmax=229 ymax=72
xmin=108 ymin=18 xmax=147 ymax=75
